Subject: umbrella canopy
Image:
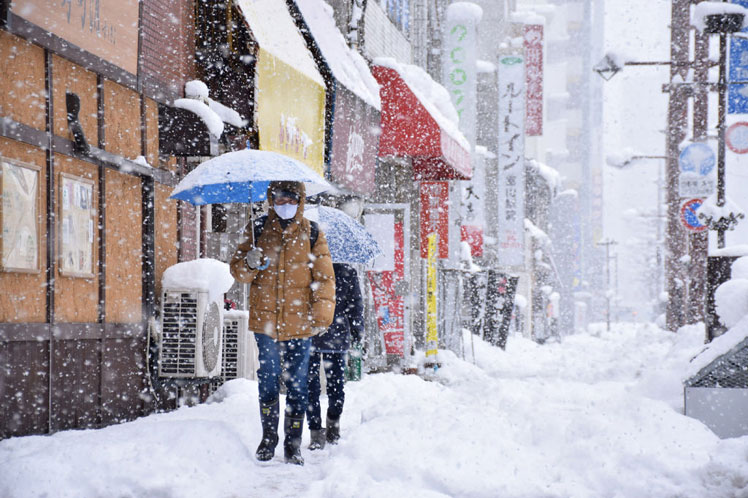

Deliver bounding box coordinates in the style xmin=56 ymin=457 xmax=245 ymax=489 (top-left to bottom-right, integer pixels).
xmin=305 ymin=205 xmax=383 ymax=264
xmin=169 ymin=149 xmax=331 ymax=205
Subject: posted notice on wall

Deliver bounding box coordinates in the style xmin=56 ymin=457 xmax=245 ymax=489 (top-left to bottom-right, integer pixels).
xmin=1 ymin=159 xmax=40 ymax=272
xmin=60 ymin=173 xmax=95 ymax=277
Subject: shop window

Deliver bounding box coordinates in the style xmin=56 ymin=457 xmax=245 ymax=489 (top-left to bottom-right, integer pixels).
xmin=381 ymin=0 xmax=409 ymax=34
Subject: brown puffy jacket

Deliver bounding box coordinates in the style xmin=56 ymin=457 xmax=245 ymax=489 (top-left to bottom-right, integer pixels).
xmin=230 ymin=181 xmax=335 ymax=341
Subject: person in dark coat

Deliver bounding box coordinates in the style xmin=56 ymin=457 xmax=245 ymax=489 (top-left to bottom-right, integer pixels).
xmin=306 ymin=262 xmax=364 ymax=449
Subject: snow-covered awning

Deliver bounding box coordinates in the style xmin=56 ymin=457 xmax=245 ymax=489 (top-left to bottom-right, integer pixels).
xmin=372 ymin=58 xmax=471 ymax=181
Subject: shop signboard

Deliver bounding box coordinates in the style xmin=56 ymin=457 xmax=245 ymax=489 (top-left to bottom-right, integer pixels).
xmin=11 ymin=0 xmax=140 ymax=75
xmin=237 ymin=0 xmax=326 ymax=174
xmin=729 ymin=0 xmax=748 ymax=114
xmin=419 ymin=181 xmax=449 ymax=259
xmin=497 ymin=54 xmax=526 ymax=267
xmin=364 ymin=212 xmax=406 ymax=357
xmin=524 ymin=24 xmax=544 ymax=136
xmin=443 ymin=3 xmax=481 ymax=146
xmin=330 ymin=86 xmax=379 ymax=195
xmin=425 ymin=233 xmax=438 ymax=358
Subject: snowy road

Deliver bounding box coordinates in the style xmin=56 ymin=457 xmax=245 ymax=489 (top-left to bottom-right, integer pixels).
xmin=1 ymin=323 xmax=747 ymax=497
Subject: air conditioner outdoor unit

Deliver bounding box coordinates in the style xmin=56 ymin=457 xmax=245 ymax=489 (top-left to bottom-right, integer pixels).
xmin=159 ymin=289 xmax=223 ymax=378
xmin=222 ymin=310 xmax=259 ymax=381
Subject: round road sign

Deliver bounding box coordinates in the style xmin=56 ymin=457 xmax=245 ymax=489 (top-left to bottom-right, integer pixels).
xmin=726 ymin=122 xmax=748 ymax=154
xmin=680 ymin=198 xmax=707 ymax=232
xmin=678 ymin=143 xmax=715 ymax=176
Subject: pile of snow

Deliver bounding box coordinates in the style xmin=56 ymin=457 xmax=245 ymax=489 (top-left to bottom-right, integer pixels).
xmin=2 ymin=324 xmax=748 ymax=497
xmin=162 ymin=258 xmax=234 ymax=303
xmin=184 ymin=80 xmax=248 ymax=129
xmin=373 ymin=57 xmax=470 ymax=152
xmin=295 ymin=0 xmax=380 ymax=110
xmin=696 ymin=194 xmax=746 ymax=230
xmin=476 ymin=60 xmax=496 ymax=73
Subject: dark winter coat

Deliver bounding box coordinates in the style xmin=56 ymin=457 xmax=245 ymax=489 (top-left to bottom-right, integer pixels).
xmin=313 ymin=263 xmax=364 ymax=353
xmin=230 ymin=181 xmax=336 ymax=341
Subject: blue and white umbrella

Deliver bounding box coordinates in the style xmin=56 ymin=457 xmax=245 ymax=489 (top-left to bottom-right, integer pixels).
xmin=169 ymin=149 xmax=331 ymax=205
xmin=305 ymin=206 xmax=383 ymax=264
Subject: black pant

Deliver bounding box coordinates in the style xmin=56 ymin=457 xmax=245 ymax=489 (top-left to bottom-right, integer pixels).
xmin=306 ymin=351 xmax=346 ymax=430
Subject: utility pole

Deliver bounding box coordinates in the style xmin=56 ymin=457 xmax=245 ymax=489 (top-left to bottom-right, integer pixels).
xmin=597 ymin=238 xmax=617 ymax=331
xmin=665 ymin=0 xmax=691 ymax=332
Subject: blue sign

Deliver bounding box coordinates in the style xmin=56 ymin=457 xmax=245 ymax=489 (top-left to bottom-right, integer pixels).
xmin=678 ymin=143 xmax=715 ymax=175
xmin=729 ymin=0 xmax=748 ymax=113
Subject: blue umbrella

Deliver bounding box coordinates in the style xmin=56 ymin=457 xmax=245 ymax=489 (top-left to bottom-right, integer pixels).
xmin=305 ymin=206 xmax=383 ymax=264
xmin=169 ymin=149 xmax=331 ymax=205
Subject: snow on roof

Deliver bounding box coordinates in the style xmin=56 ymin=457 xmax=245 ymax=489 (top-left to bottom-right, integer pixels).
xmin=173 ymin=98 xmax=224 ymax=138
xmin=445 ymin=2 xmax=483 ymax=23
xmin=373 ymin=57 xmax=470 ymax=152
xmin=162 ymin=258 xmax=234 ymax=303
xmin=510 ymin=10 xmax=546 ymax=25
xmin=685 ymin=314 xmax=748 ymax=382
xmin=236 ymin=0 xmax=324 ymax=86
xmin=524 ymin=218 xmax=550 ymax=245
xmin=295 ymin=0 xmax=380 ymax=110
xmin=692 ymin=1 xmax=748 ymax=32
xmin=527 ymin=158 xmax=560 ymax=191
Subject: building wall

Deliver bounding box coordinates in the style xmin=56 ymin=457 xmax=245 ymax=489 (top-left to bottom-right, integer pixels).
xmin=0 ymin=0 xmax=190 ymax=436
xmin=363 ymin=1 xmax=412 ymax=63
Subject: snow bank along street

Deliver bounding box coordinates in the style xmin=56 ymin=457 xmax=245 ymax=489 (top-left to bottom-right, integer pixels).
xmin=2 ymin=323 xmax=747 ymax=498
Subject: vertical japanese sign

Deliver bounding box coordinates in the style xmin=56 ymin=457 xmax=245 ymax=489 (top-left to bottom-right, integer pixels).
xmin=729 ymin=0 xmax=748 ymax=114
xmin=443 ymin=3 xmax=482 ymax=146
xmin=524 ymin=24 xmax=544 ymax=136
xmin=497 ymin=54 xmax=526 ymax=267
xmin=425 ymin=233 xmax=438 ymax=358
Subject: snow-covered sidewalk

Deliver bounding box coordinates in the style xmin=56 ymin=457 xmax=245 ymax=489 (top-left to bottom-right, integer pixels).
xmin=2 ymin=323 xmax=747 ymax=497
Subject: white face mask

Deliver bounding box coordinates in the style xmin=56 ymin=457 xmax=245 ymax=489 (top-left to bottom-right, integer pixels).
xmin=274 ymin=203 xmax=298 ymax=220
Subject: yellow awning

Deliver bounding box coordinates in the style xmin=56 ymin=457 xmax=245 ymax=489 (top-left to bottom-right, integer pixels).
xmin=236 ymin=0 xmax=326 ymax=175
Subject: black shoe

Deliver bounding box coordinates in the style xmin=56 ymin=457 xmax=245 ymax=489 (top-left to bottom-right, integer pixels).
xmin=326 ymin=415 xmax=340 ymax=445
xmin=308 ymin=429 xmax=326 ymax=450
xmin=284 ymin=415 xmax=305 ymax=465
xmin=256 ymin=399 xmax=279 ymax=462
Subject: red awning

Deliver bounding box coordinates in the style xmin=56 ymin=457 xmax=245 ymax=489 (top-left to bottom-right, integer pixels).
xmin=372 ymin=65 xmax=472 ymax=181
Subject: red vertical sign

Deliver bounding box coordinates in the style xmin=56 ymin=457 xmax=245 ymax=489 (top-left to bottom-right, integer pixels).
xmin=367 ymin=220 xmax=406 ymax=356
xmin=419 ymin=181 xmax=449 ymax=258
xmin=524 ymin=24 xmax=544 ymax=136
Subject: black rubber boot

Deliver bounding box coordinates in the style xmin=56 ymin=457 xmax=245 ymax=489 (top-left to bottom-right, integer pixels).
xmin=284 ymin=415 xmax=305 ymax=465
xmin=326 ymin=415 xmax=340 ymax=445
xmin=308 ymin=429 xmax=326 ymax=450
xmin=255 ymin=399 xmax=279 ymax=462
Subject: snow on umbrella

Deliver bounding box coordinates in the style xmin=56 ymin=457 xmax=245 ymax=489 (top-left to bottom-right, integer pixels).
xmin=304 ymin=205 xmax=383 ymax=264
xmin=169 ymin=149 xmax=331 ymax=205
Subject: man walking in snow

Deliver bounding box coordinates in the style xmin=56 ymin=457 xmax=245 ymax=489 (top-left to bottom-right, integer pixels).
xmin=230 ymin=181 xmax=335 ymax=465
xmin=306 ymin=262 xmax=364 ymax=450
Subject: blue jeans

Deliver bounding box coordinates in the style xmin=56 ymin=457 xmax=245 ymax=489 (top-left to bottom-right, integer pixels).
xmin=306 ymin=351 xmax=346 ymax=430
xmin=254 ymin=333 xmax=311 ymax=417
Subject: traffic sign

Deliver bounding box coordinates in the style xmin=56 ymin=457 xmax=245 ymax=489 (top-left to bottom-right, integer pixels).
xmin=680 ymin=198 xmax=708 ymax=232
xmin=726 ymin=121 xmax=748 ymax=153
xmin=679 ymin=173 xmax=715 ymax=197
xmin=678 ymin=143 xmax=715 ymax=176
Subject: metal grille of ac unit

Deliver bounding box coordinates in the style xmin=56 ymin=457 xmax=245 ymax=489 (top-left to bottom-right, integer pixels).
xmin=222 ymin=317 xmax=241 ymax=380
xmin=160 ymin=292 xmax=198 ymax=375
xmin=688 ymin=339 xmax=748 ymax=389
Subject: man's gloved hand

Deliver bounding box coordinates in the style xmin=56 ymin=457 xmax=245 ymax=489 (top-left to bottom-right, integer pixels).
xmin=312 ymin=326 xmax=328 ymax=336
xmin=245 ymin=248 xmax=268 ymax=270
